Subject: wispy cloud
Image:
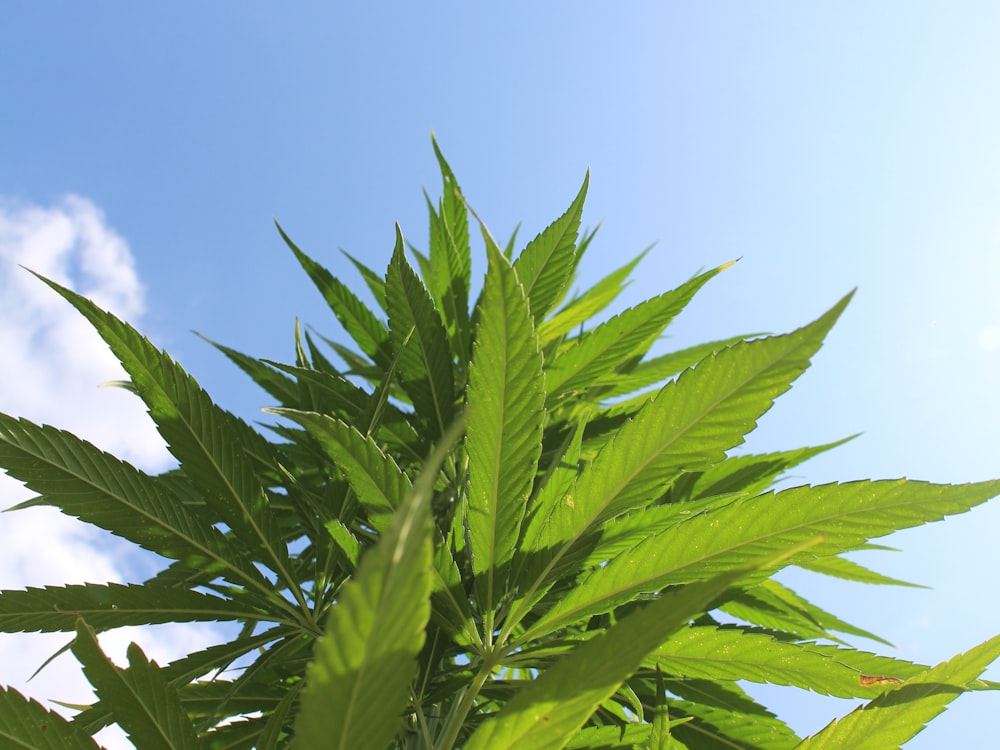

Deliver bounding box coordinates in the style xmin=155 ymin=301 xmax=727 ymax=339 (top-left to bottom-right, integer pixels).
xmin=0 ymin=196 xmax=221 ymax=748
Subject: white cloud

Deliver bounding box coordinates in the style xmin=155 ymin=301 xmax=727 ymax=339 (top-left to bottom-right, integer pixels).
xmin=0 ymin=196 xmax=221 ymax=749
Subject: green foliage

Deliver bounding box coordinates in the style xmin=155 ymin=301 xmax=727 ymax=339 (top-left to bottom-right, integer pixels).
xmin=1 ymin=138 xmax=999 ymax=749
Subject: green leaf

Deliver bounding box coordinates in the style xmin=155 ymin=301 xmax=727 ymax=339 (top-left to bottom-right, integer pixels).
xmin=464 ymin=550 xmax=795 ymax=750
xmin=0 ymin=415 xmax=268 ymax=595
xmin=643 ymin=667 xmax=670 ymax=750
xmin=195 ymin=334 xmax=301 ymax=406
xmin=797 ymin=553 xmax=926 ymax=588
xmin=600 ymin=333 xmax=762 ymax=403
xmin=385 ymin=226 xmax=456 ymax=438
xmin=667 ymin=691 xmax=798 ymax=750
xmin=545 ymin=261 xmax=735 ymax=400
xmin=277 ymin=221 xmax=389 ymax=360
xmin=428 ymin=135 xmax=472 ymax=363
xmin=466 ymin=241 xmax=545 ymax=621
xmin=252 ymin=683 xmax=300 ymax=750
xmin=673 ymin=436 xmax=857 ymax=503
xmin=651 ymin=626 xmax=927 ymax=699
xmin=0 ymin=584 xmax=262 ymax=633
xmin=31 ymin=273 xmax=301 ymax=612
xmin=0 ymin=685 xmax=103 ymax=749
xmin=341 ymin=248 xmax=388 ymax=312
xmin=798 ymin=633 xmax=1000 ymax=748
xmin=290 ymin=422 xmax=461 ymax=750
xmin=530 ymin=479 xmax=1000 ymax=639
xmin=266 ymin=409 xmax=412 ymax=533
xmin=517 ymin=294 xmax=853 ymax=611
xmin=721 ymin=578 xmax=891 ymax=646
xmin=537 ymin=246 xmax=646 ymax=344
xmin=71 ymin=619 xmax=201 ymax=750
xmin=512 ymin=172 xmax=589 ymax=321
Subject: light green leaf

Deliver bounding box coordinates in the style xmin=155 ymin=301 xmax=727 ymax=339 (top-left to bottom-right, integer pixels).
xmin=668 ymin=692 xmax=798 ymax=750
xmin=798 ymin=633 xmax=1000 ymax=749
xmin=530 ymin=479 xmax=1000 ymax=639
xmin=517 ymin=294 xmax=852 ymax=611
xmin=721 ymin=578 xmax=891 ymax=646
xmin=465 ymin=548 xmax=801 ymax=750
xmin=537 ymin=245 xmax=646 ymax=344
xmin=32 ymin=273 xmax=300 ymax=610
xmin=651 ymin=626 xmax=927 ymax=699
xmin=545 ymin=262 xmax=735 ymax=400
xmin=466 ymin=241 xmax=545 ymax=621
xmin=0 ymin=584 xmax=263 ymax=633
xmin=385 ymin=226 xmax=456 ymax=438
xmin=673 ymin=436 xmax=857 ymax=503
xmin=513 ymin=172 xmax=589 ymax=321
xmin=797 ymin=553 xmax=926 ymax=588
xmin=71 ymin=619 xmax=200 ymax=750
xmin=0 ymin=685 xmax=103 ymax=749
xmin=600 ymin=333 xmax=761 ymax=403
xmin=290 ymin=420 xmax=461 ymax=750
xmin=0 ymin=415 xmax=268 ymax=596
xmin=277 ymin=221 xmax=389 ymax=360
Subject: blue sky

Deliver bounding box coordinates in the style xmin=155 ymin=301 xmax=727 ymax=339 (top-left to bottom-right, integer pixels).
xmin=2 ymin=4 xmax=999 ymax=747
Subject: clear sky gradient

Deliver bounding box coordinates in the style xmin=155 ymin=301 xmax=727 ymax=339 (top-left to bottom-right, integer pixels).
xmin=2 ymin=4 xmax=999 ymax=747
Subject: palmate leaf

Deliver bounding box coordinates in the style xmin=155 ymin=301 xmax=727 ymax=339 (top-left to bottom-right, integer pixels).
xmin=668 ymin=695 xmax=798 ymax=750
xmin=31 ymin=274 xmax=302 ymax=613
xmin=264 ymin=361 xmax=424 ymax=463
xmin=466 ymin=241 xmax=545 ymax=622
xmin=512 ymin=172 xmax=589 ymax=322
xmin=798 ymin=634 xmax=1000 ymax=749
xmin=544 ymin=261 xmax=736 ymax=401
xmin=673 ymin=436 xmax=857 ymax=504
xmin=427 ymin=135 xmax=472 ymax=363
xmin=514 ymin=294 xmax=851 ymax=615
xmin=0 ymin=583 xmax=263 ymax=633
xmin=71 ymin=619 xmax=200 ymax=750
xmin=290 ymin=423 xmax=451 ymax=750
xmin=276 ymin=221 xmax=389 ymax=361
xmin=643 ymin=667 xmax=671 ymax=750
xmin=529 ymin=479 xmax=1000 ymax=640
xmin=195 ymin=335 xmax=301 ymax=407
xmin=650 ymin=626 xmax=929 ymax=699
xmin=464 ymin=547 xmax=809 ymax=750
xmin=385 ymin=226 xmax=456 ymax=439
xmin=267 ymin=408 xmax=412 ymax=533
xmin=0 ymin=415 xmax=269 ymax=596
xmin=599 ymin=333 xmax=761 ymax=403
xmin=796 ymin=553 xmax=925 ymax=588
xmin=341 ymin=249 xmax=388 ymax=312
xmin=721 ymin=578 xmax=891 ymax=646
xmin=0 ymin=686 xmax=103 ymax=750
xmin=537 ymin=246 xmax=647 ymax=345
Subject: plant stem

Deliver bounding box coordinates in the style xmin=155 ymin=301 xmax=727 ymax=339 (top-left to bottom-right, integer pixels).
xmin=435 ymin=658 xmax=495 ymax=750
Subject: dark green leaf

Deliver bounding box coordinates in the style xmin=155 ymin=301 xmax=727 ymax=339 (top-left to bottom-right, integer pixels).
xmin=385 ymin=226 xmax=456 ymax=438
xmin=0 ymin=686 xmax=102 ymax=749
xmin=0 ymin=584 xmax=263 ymax=633
xmin=71 ymin=619 xmax=200 ymax=750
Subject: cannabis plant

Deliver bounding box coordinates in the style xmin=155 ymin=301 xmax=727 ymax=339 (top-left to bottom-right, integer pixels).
xmin=1 ymin=140 xmax=998 ymax=749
